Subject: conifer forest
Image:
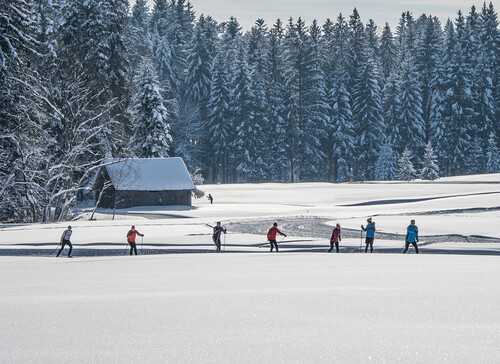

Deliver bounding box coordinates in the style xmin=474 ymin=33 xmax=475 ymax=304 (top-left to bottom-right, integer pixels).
xmin=1 ymin=0 xmax=499 ymax=222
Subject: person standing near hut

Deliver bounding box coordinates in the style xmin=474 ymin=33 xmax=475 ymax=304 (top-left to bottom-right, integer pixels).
xmin=361 ymin=218 xmax=376 ymax=253
xmin=267 ymin=223 xmax=286 ymax=252
xmin=126 ymin=225 xmax=144 ymax=255
xmin=212 ymin=222 xmax=227 ymax=252
xmin=57 ymin=226 xmax=73 ymax=258
xmin=329 ymin=223 xmax=342 ymax=253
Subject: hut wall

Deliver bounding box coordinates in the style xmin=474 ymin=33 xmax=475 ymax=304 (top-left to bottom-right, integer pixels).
xmin=94 ymin=169 xmax=116 ymax=208
xmin=114 ymin=190 xmax=192 ymax=209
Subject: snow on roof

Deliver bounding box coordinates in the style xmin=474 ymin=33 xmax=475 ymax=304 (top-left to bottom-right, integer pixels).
xmin=103 ymin=157 xmax=195 ymax=191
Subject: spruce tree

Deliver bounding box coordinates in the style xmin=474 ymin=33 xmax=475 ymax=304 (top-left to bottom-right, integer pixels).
xmin=420 ymin=142 xmax=440 ymax=180
xmin=396 ymin=147 xmax=416 ymax=181
xmin=330 ymin=71 xmax=355 ymax=182
xmin=391 ymin=57 xmax=426 ymax=158
xmin=379 ymin=22 xmax=396 ymax=81
xmin=466 ymin=137 xmax=485 ymax=174
xmin=375 ymin=142 xmax=397 ymax=181
xmin=266 ymin=19 xmax=289 ymax=182
xmin=130 ymin=60 xmax=172 ymax=158
xmin=230 ymin=47 xmax=265 ymax=182
xmin=206 ymin=54 xmax=231 ymax=182
xmin=486 ymin=132 xmax=500 ymax=173
xmin=414 ymin=16 xmax=443 ymax=142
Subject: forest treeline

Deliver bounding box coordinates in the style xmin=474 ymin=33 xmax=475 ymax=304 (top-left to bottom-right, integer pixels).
xmin=0 ymin=0 xmax=498 ymax=222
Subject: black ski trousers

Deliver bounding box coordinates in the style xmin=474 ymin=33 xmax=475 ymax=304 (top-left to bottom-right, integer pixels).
xmin=129 ymin=241 xmax=138 ymax=255
xmin=57 ymin=239 xmax=73 ymax=257
xmin=403 ymin=241 xmax=419 ymax=254
xmin=365 ymin=237 xmax=374 ymax=253
xmin=214 ymin=237 xmax=221 ymax=252
xmin=270 ymin=240 xmax=279 ymax=252
xmin=329 ymin=241 xmax=339 ymax=253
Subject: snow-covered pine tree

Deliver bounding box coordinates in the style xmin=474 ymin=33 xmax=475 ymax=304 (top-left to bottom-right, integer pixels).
xmin=420 ymin=142 xmax=440 ymax=180
xmin=379 ymin=22 xmax=396 ymax=81
xmin=440 ymin=16 xmax=474 ymax=175
xmin=230 ymin=47 xmax=265 ymax=182
xmin=466 ymin=136 xmax=485 ymax=174
xmin=128 ymin=0 xmax=152 ymax=74
xmin=106 ymin=0 xmax=131 ymax=153
xmin=206 ymin=54 xmax=231 ymax=182
xmin=414 ymin=16 xmax=443 ymax=142
xmin=130 ymin=60 xmax=172 ymax=158
xmin=428 ymin=53 xmax=447 ymax=172
xmin=375 ymin=142 xmax=397 ymax=181
xmin=391 ymin=57 xmax=426 ymax=158
xmin=330 ymin=69 xmax=355 ymax=182
xmin=479 ymin=2 xmax=499 ymax=139
xmin=179 ymin=15 xmax=218 ymax=176
xmin=247 ymin=19 xmax=272 ymax=176
xmin=365 ymin=19 xmax=379 ymax=66
xmin=350 ymin=20 xmax=385 ymax=179
xmin=486 ymin=132 xmax=500 ymax=173
xmin=265 ymin=19 xmax=290 ymax=182
xmin=293 ymin=19 xmax=329 ymax=181
xmin=396 ymin=147 xmax=416 ymax=181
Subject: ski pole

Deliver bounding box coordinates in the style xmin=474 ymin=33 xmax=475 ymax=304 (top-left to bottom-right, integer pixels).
xmin=223 ymin=233 xmax=226 ymax=252
xmin=400 ymin=244 xmax=406 ymax=253
xmin=141 ymin=236 xmax=144 ymax=254
xmin=279 ymin=235 xmax=285 ymax=249
xmin=360 ymin=230 xmax=363 ymax=253
xmin=51 ymin=242 xmax=62 ymax=257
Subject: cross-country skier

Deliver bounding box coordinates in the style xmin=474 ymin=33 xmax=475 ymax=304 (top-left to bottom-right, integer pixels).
xmin=208 ymin=193 xmax=213 ymax=204
xmin=126 ymin=225 xmax=144 ymax=255
xmin=57 ymin=226 xmax=73 ymax=257
xmin=361 ymin=218 xmax=376 ymax=253
xmin=329 ymin=223 xmax=342 ymax=253
xmin=403 ymin=219 xmax=419 ymax=254
xmin=267 ymin=223 xmax=286 ymax=252
xmin=212 ymin=222 xmax=226 ymax=252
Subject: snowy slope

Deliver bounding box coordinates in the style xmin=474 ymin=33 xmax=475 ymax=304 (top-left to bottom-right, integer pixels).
xmin=0 ymin=174 xmax=499 ymax=362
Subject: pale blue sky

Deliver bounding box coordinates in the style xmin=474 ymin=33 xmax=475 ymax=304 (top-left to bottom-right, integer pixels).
xmin=142 ymin=0 xmax=491 ymax=30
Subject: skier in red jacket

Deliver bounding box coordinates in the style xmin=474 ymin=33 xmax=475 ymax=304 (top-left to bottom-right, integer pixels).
xmin=267 ymin=223 xmax=286 ymax=252
xmin=126 ymin=225 xmax=144 ymax=255
xmin=329 ymin=223 xmax=341 ymax=253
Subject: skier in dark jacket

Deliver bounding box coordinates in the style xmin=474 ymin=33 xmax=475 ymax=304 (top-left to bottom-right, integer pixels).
xmin=57 ymin=226 xmax=73 ymax=257
xmin=212 ymin=221 xmax=226 ymax=252
xmin=126 ymin=225 xmax=144 ymax=255
xmin=208 ymin=193 xmax=213 ymax=204
xmin=361 ymin=218 xmax=376 ymax=253
xmin=403 ymin=219 xmax=419 ymax=254
xmin=267 ymin=223 xmax=286 ymax=252
xmin=329 ymin=223 xmax=341 ymax=253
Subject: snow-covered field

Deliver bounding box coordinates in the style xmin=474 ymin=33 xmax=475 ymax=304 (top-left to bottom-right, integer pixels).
xmin=1 ymin=175 xmax=500 ymax=363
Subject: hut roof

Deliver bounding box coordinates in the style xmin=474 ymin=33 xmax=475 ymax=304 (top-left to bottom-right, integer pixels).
xmin=103 ymin=157 xmax=195 ymax=191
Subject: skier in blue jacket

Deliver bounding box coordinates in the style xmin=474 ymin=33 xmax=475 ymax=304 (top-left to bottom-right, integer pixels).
xmin=403 ymin=219 xmax=419 ymax=253
xmin=361 ymin=218 xmax=376 ymax=253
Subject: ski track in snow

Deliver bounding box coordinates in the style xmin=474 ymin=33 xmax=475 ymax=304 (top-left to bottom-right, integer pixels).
xmin=226 ymin=216 xmax=500 ymax=245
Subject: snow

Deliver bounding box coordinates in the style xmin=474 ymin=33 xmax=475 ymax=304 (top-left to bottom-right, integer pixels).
xmin=1 ymin=174 xmax=500 ymax=362
xmin=104 ymin=157 xmax=194 ymax=191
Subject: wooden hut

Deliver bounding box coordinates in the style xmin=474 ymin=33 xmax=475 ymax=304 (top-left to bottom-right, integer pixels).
xmin=94 ymin=158 xmax=195 ymax=209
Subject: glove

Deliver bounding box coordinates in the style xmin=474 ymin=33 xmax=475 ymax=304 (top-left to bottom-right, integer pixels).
xmin=284 ymin=235 xmax=287 ymax=237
